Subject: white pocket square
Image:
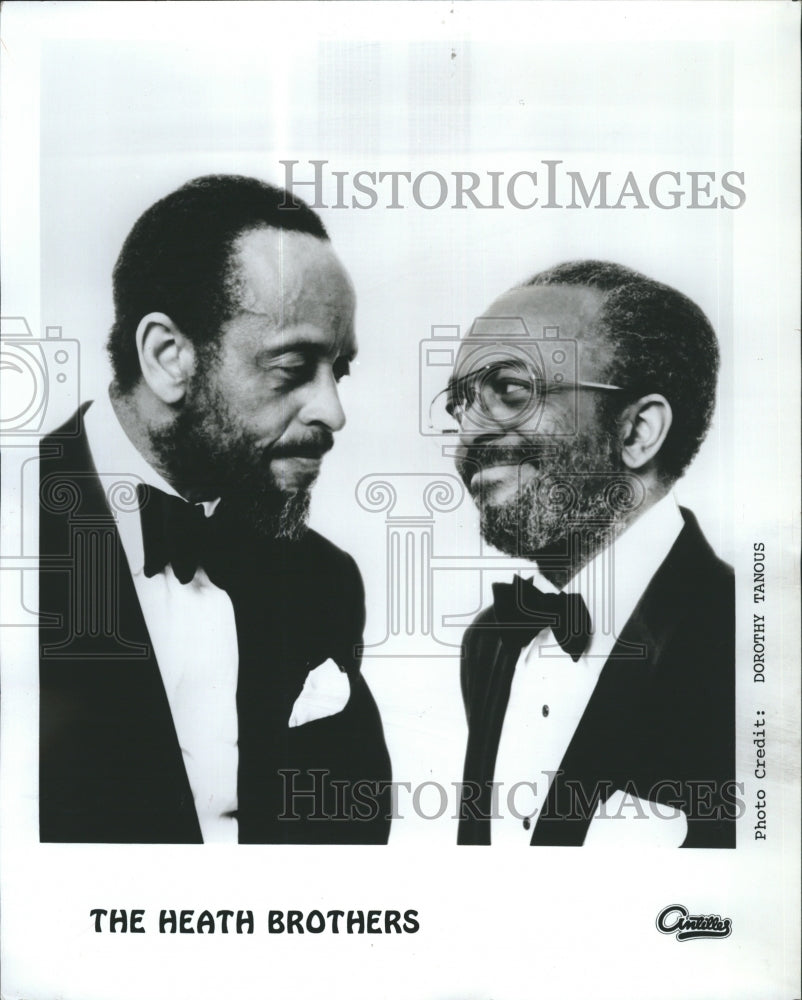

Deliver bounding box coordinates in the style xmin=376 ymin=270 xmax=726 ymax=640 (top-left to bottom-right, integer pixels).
xmin=583 ymin=790 xmax=688 ymax=848
xmin=288 ymin=658 xmax=351 ymax=728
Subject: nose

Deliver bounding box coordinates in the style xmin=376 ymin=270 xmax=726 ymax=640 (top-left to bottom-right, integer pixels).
xmin=298 ymin=367 xmax=346 ymax=432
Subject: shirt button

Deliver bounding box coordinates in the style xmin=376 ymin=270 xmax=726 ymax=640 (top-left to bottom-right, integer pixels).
xmin=542 ymin=705 xmax=549 ymax=717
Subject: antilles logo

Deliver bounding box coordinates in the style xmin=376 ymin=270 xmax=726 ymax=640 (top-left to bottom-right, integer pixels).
xmin=656 ymin=904 xmax=732 ymax=942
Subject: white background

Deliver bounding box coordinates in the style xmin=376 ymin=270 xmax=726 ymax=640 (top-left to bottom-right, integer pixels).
xmin=1 ymin=3 xmax=799 ymax=999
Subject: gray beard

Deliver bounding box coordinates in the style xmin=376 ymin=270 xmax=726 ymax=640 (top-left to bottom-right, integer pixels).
xmin=479 ymin=473 xmax=631 ymax=560
xmin=275 ymin=492 xmax=312 ymax=541
xmin=471 ymin=436 xmax=645 ymax=568
xmin=234 ymin=485 xmax=312 ymax=542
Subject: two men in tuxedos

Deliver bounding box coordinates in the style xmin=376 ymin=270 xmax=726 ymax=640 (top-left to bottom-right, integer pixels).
xmin=39 ymin=175 xmax=391 ymax=843
xmin=450 ymin=261 xmax=735 ymax=847
xmin=40 ymin=182 xmax=734 ymax=850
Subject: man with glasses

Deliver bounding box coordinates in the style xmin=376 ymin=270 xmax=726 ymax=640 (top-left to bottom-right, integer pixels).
xmin=448 ymin=260 xmax=735 ymax=848
xmin=39 ymin=175 xmax=391 ymax=844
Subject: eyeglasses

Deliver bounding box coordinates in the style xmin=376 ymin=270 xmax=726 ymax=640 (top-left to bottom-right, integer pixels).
xmin=428 ymin=357 xmax=625 ymax=434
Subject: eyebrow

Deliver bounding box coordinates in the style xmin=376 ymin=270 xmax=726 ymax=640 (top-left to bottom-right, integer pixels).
xmin=255 ymin=339 xmax=357 ymax=364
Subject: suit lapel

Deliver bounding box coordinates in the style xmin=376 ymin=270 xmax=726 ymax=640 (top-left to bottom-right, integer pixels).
xmin=40 ymin=409 xmax=201 ymax=843
xmin=531 ymin=510 xmax=713 ymax=845
xmin=472 ymin=633 xmax=518 ymax=786
xmin=458 ymin=620 xmax=518 ymax=844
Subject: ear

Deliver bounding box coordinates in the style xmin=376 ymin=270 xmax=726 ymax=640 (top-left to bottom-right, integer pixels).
xmin=618 ymin=394 xmax=673 ymax=470
xmin=135 ymin=312 xmax=196 ymax=404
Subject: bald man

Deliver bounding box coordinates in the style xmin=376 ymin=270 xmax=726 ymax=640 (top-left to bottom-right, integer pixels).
xmin=446 ymin=261 xmax=735 ymax=848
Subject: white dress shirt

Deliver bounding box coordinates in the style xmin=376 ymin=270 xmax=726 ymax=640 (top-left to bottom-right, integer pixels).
xmin=491 ymin=493 xmax=684 ymax=845
xmin=84 ymin=391 xmax=239 ymax=844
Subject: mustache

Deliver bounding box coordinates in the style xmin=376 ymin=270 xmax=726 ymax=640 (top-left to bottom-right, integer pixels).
xmin=455 ymin=442 xmax=555 ymax=480
xmin=269 ymin=430 xmax=335 ymax=459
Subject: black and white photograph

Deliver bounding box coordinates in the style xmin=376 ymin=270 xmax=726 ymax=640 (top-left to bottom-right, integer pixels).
xmin=0 ymin=2 xmax=799 ymax=998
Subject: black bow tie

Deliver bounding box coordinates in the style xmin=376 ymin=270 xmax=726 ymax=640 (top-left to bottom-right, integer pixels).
xmin=137 ymin=483 xmax=230 ymax=586
xmin=492 ymin=575 xmax=592 ymax=662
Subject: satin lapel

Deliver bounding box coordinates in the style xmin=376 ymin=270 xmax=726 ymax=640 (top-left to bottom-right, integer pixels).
xmin=531 ymin=512 xmax=706 ymax=846
xmin=40 ymin=409 xmax=201 ymax=843
xmin=459 ymin=626 xmax=518 ymax=844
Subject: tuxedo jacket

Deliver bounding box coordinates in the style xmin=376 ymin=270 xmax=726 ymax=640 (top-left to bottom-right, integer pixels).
xmin=39 ymin=408 xmax=392 ymax=844
xmin=458 ymin=509 xmax=736 ymax=848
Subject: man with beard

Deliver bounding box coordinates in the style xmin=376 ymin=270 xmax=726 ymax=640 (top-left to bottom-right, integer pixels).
xmin=450 ymin=260 xmax=735 ymax=847
xmin=39 ymin=175 xmax=391 ymax=844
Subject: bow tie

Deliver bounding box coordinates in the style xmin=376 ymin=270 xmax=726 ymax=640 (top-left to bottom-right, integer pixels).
xmin=492 ymin=575 xmax=592 ymax=662
xmin=137 ymin=483 xmax=229 ymax=585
